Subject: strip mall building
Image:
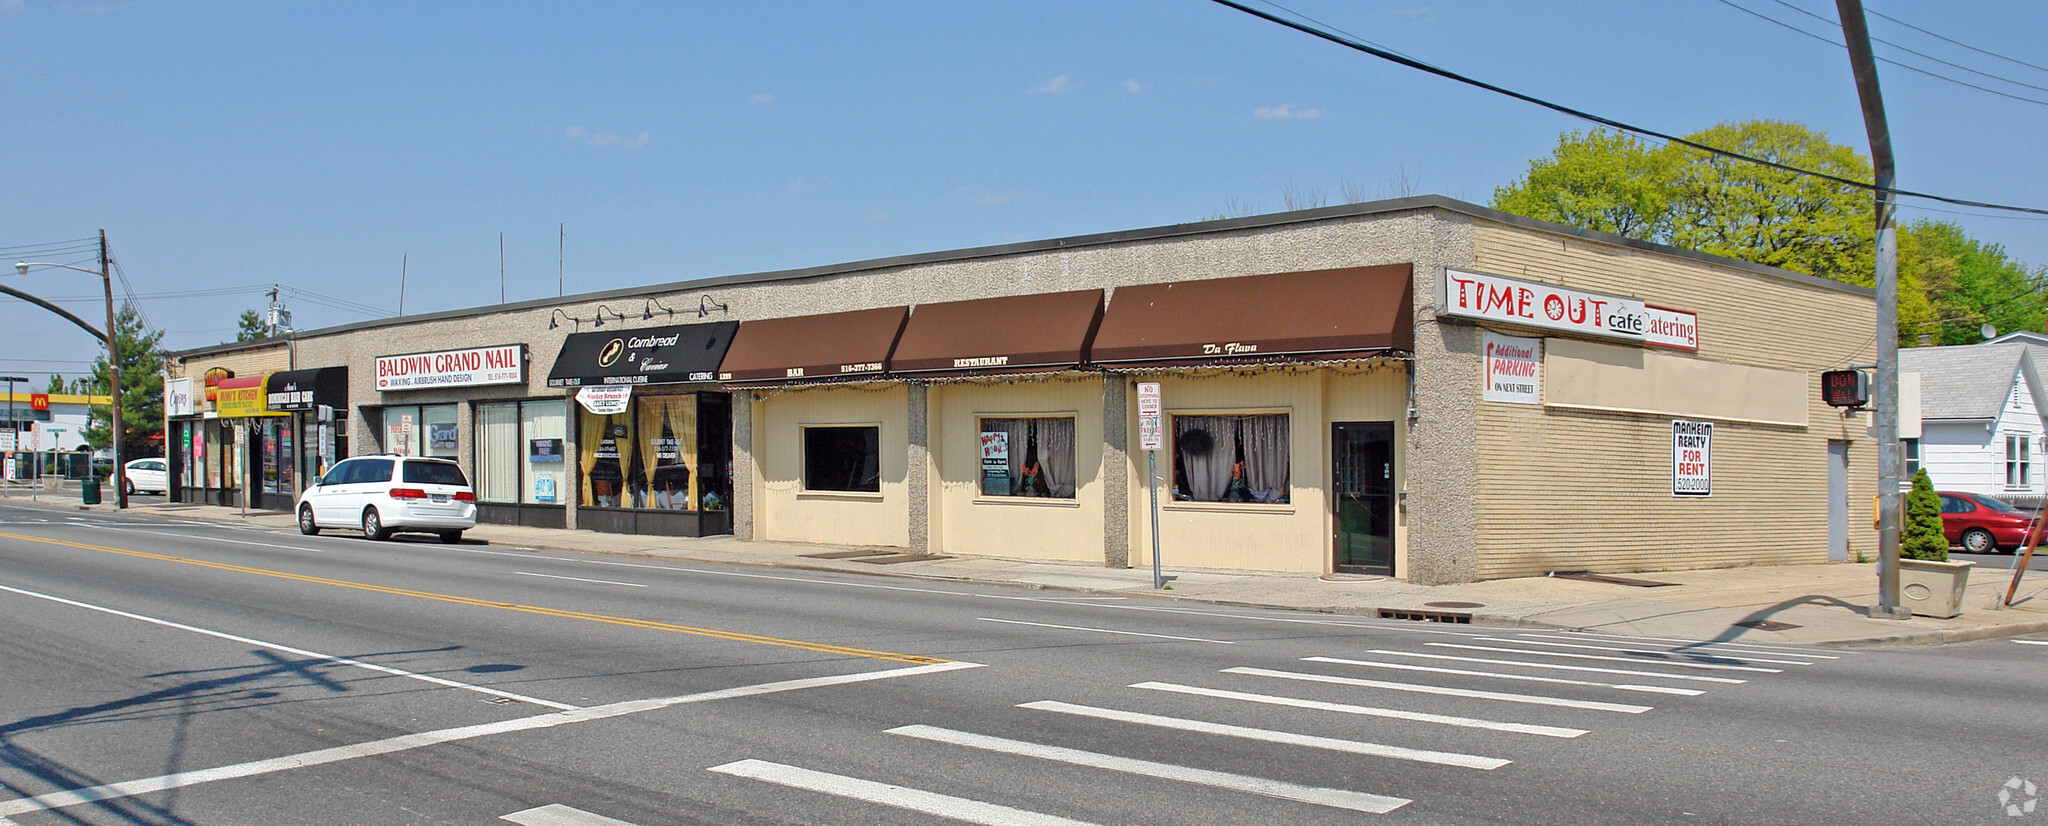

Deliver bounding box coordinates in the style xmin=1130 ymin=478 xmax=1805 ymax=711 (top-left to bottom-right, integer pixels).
xmin=163 ymin=197 xmax=1879 ymax=583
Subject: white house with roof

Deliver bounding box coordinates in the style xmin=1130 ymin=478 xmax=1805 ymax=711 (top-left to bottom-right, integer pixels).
xmin=1898 ymin=340 xmax=2048 ymax=504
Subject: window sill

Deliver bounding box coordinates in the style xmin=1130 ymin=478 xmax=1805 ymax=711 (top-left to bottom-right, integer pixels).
xmin=1164 ymin=501 xmax=1295 ymax=515
xmin=797 ymin=490 xmax=885 ymax=501
xmin=972 ymin=496 xmax=1080 ymax=508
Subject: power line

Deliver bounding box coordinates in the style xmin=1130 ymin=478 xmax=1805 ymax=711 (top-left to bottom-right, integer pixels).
xmin=1718 ymin=0 xmax=2048 ymax=107
xmin=1213 ymin=0 xmax=2048 ymax=217
xmin=1867 ymin=5 xmax=2048 ymax=77
xmin=1764 ymin=0 xmax=2048 ymax=95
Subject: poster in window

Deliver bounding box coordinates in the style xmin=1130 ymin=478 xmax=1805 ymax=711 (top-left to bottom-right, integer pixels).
xmin=529 ymin=438 xmax=564 ymax=463
xmin=980 ymin=430 xmax=1009 ymax=496
xmin=428 ymin=422 xmax=458 ymax=452
xmin=535 ymin=475 xmax=556 ymax=502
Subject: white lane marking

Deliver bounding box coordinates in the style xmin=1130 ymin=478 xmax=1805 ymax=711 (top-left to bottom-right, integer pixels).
xmin=444 ymin=547 xmax=1497 ymax=636
xmin=74 ymin=523 xmax=324 ymax=552
xmin=1223 ymin=667 xmax=1653 ymax=714
xmin=1019 ymin=700 xmax=1509 ymax=769
xmin=0 ymin=662 xmax=980 ymax=820
xmin=1426 ymin=643 xmax=1783 ymax=673
xmin=1365 ymin=650 xmax=1747 ymax=684
xmin=2015 ymin=640 xmax=2048 ymax=646
xmin=514 ymin=571 xmax=646 ymax=588
xmin=501 ymin=803 xmax=641 ymax=825
xmin=1516 ymin=633 xmax=1840 ymax=659
xmin=977 ymin=617 xmax=1232 ymax=644
xmin=889 ymin=724 xmax=1411 ymax=813
xmin=0 ymin=581 xmax=577 ymax=709
xmin=1302 ymin=656 xmax=1704 ymax=696
xmin=709 ymin=759 xmax=1100 ymax=826
xmin=1131 ymin=681 xmax=1586 ymax=738
xmin=1548 ymin=629 xmax=1845 ymax=655
xmin=1479 ymin=637 xmax=1815 ymax=666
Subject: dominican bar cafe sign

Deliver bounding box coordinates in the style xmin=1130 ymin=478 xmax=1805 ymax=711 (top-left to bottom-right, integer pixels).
xmin=1440 ymin=267 xmax=1697 ymax=351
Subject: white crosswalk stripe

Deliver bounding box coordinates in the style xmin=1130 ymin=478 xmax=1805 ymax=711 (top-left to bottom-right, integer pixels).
xmin=709 ymin=759 xmax=1103 ymax=825
xmin=1019 ymin=700 xmax=1511 ymax=769
xmin=1473 ymin=636 xmax=1816 ymax=666
xmin=1362 ymin=649 xmax=1747 ymax=684
xmin=1130 ymin=681 xmax=1588 ymax=738
xmin=1425 ymin=643 xmax=1783 ymax=673
xmin=1225 ymin=666 xmax=1654 ymax=713
xmin=888 ymin=724 xmax=1412 ymax=814
xmin=1300 ymin=656 xmax=1703 ymax=696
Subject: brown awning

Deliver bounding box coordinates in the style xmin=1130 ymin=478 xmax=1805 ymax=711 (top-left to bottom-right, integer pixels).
xmin=717 ymin=307 xmax=909 ymax=386
xmin=1089 ymin=266 xmax=1414 ymax=368
xmin=889 ymin=289 xmax=1105 ymax=377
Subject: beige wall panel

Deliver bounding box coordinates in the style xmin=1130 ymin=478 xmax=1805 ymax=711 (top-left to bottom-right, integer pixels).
xmin=1472 ymin=224 xmax=1880 ymax=578
xmin=1544 ymin=338 xmax=1808 ymax=426
xmin=754 ymin=384 xmax=910 ymax=548
xmin=933 ymin=379 xmax=1104 ymax=563
xmin=1126 ymin=371 xmax=1328 ymax=573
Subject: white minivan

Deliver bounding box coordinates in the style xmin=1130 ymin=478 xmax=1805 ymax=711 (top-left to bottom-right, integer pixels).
xmin=296 ymin=454 xmax=476 ymax=542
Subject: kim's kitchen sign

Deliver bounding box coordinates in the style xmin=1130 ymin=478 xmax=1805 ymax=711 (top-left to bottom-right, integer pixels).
xmin=1440 ymin=267 xmax=1697 ymax=351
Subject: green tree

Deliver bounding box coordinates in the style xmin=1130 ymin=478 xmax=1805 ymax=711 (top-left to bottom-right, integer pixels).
xmin=1900 ymin=469 xmax=1947 ymax=561
xmin=83 ymin=304 xmax=166 ymax=460
xmin=1492 ymin=120 xmax=1936 ymax=340
xmin=1901 ymin=219 xmax=2048 ymax=345
xmin=236 ymin=308 xmax=271 ymax=341
xmin=42 ymin=374 xmax=65 ymax=394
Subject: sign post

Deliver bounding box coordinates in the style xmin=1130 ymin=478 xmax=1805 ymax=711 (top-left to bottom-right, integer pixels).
xmin=1138 ymin=382 xmax=1164 ymax=589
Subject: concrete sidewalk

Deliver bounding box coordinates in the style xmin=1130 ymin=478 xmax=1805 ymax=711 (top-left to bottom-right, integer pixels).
xmin=19 ymin=492 xmax=2048 ymax=647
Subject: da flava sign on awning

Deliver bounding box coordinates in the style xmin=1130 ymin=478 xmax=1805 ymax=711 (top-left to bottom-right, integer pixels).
xmin=1440 ymin=267 xmax=1697 ymax=351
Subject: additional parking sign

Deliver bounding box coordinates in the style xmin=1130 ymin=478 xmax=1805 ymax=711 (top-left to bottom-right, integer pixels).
xmin=1137 ymin=382 xmax=1162 ymax=451
xmin=1672 ymin=420 xmax=1713 ymax=497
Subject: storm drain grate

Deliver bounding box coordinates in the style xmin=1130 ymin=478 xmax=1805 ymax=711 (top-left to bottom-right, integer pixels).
xmin=1733 ymin=619 xmax=1801 ymax=631
xmin=1379 ymin=608 xmax=1473 ymax=623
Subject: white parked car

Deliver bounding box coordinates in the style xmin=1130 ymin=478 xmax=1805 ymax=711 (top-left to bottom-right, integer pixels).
xmin=295 ymin=454 xmax=476 ymax=542
xmin=118 ymin=458 xmax=169 ymax=495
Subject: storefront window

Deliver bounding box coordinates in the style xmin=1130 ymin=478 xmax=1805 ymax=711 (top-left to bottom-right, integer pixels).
xmin=978 ymin=417 xmax=1076 ymax=498
xmin=260 ymin=420 xmax=293 ymax=494
xmin=636 ymin=395 xmax=697 ymax=509
xmin=376 ymin=405 xmax=457 ymax=457
xmin=804 ymin=425 xmax=880 ymax=493
xmin=1171 ymin=413 xmax=1289 ymax=504
xmin=476 ymin=400 xmax=568 ymax=505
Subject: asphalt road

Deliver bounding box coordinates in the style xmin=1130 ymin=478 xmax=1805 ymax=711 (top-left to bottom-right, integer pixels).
xmin=0 ymin=502 xmax=2043 ymax=825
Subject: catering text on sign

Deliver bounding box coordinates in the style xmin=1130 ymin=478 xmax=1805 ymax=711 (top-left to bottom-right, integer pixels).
xmin=1482 ymin=332 xmax=1541 ymax=404
xmin=1440 ymin=267 xmax=1697 ymax=351
xmin=1672 ymin=420 xmax=1713 ymax=497
xmin=376 ymin=345 xmax=523 ymax=391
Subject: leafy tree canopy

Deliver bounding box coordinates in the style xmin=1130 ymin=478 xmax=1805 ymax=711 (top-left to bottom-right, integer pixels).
xmin=83 ymin=303 xmax=166 ymax=460
xmin=236 ymin=308 xmax=271 ymax=342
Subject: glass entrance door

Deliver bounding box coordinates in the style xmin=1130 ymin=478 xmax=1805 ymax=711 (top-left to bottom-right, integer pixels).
xmin=1333 ymin=422 xmax=1395 ymax=574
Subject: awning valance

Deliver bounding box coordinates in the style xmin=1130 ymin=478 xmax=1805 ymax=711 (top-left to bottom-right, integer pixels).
xmin=265 ymin=367 xmax=348 ymax=415
xmin=718 ymin=307 xmax=908 ymax=386
xmin=1089 ymin=266 xmax=1414 ymax=369
xmin=545 ymin=321 xmax=738 ymax=388
xmin=889 ymin=290 xmax=1104 ymax=378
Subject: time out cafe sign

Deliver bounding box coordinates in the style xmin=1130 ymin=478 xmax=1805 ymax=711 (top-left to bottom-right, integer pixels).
xmin=1439 ymin=267 xmax=1697 ymax=351
xmin=375 ymin=344 xmax=525 ymax=391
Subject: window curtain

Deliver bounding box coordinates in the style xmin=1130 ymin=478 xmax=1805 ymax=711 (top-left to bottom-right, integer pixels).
xmin=580 ymin=409 xmax=629 ymax=508
xmin=1242 ymin=414 xmax=1290 ymax=503
xmin=637 ymin=395 xmax=697 ymax=510
xmin=477 ymin=404 xmax=519 ymax=503
xmin=1038 ymin=418 xmax=1077 ymax=498
xmin=1174 ymin=415 xmax=1238 ymax=502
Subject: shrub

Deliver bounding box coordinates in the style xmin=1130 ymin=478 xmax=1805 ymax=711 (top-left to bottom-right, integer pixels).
xmin=1901 ymin=469 xmax=1947 ymax=562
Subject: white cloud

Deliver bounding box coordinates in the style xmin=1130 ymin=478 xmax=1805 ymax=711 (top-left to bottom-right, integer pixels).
xmin=1030 ymin=74 xmax=1075 ymax=94
xmin=750 ymin=93 xmax=775 ymax=104
xmin=1121 ymin=79 xmax=1145 ymax=94
xmin=1254 ymin=104 xmax=1326 ymax=120
xmin=564 ymin=126 xmax=650 ymax=148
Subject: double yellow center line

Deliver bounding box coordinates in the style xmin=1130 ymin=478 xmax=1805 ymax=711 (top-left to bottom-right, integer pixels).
xmin=0 ymin=531 xmax=947 ymax=665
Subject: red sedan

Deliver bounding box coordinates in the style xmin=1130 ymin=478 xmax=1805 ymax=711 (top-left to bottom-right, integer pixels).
xmin=1936 ymin=491 xmax=2039 ymax=554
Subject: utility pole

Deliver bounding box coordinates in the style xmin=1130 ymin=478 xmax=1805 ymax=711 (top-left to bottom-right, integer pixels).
xmin=101 ymin=229 xmax=126 ymax=510
xmin=1836 ymin=0 xmax=1907 ymax=618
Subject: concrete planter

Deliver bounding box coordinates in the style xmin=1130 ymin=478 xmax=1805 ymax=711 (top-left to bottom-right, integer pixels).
xmin=1899 ymin=558 xmax=1975 ymax=619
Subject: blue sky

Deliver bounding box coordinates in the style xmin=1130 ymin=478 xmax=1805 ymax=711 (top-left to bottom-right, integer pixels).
xmin=5 ymin=0 xmax=2047 ymax=386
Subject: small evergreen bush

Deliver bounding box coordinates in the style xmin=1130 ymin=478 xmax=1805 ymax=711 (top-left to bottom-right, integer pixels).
xmin=1901 ymin=469 xmax=1948 ymax=562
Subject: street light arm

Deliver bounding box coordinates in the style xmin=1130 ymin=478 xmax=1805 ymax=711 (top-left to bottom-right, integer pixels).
xmin=16 ymin=252 xmax=125 ymax=509
xmin=0 ymin=283 xmax=107 ymax=340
